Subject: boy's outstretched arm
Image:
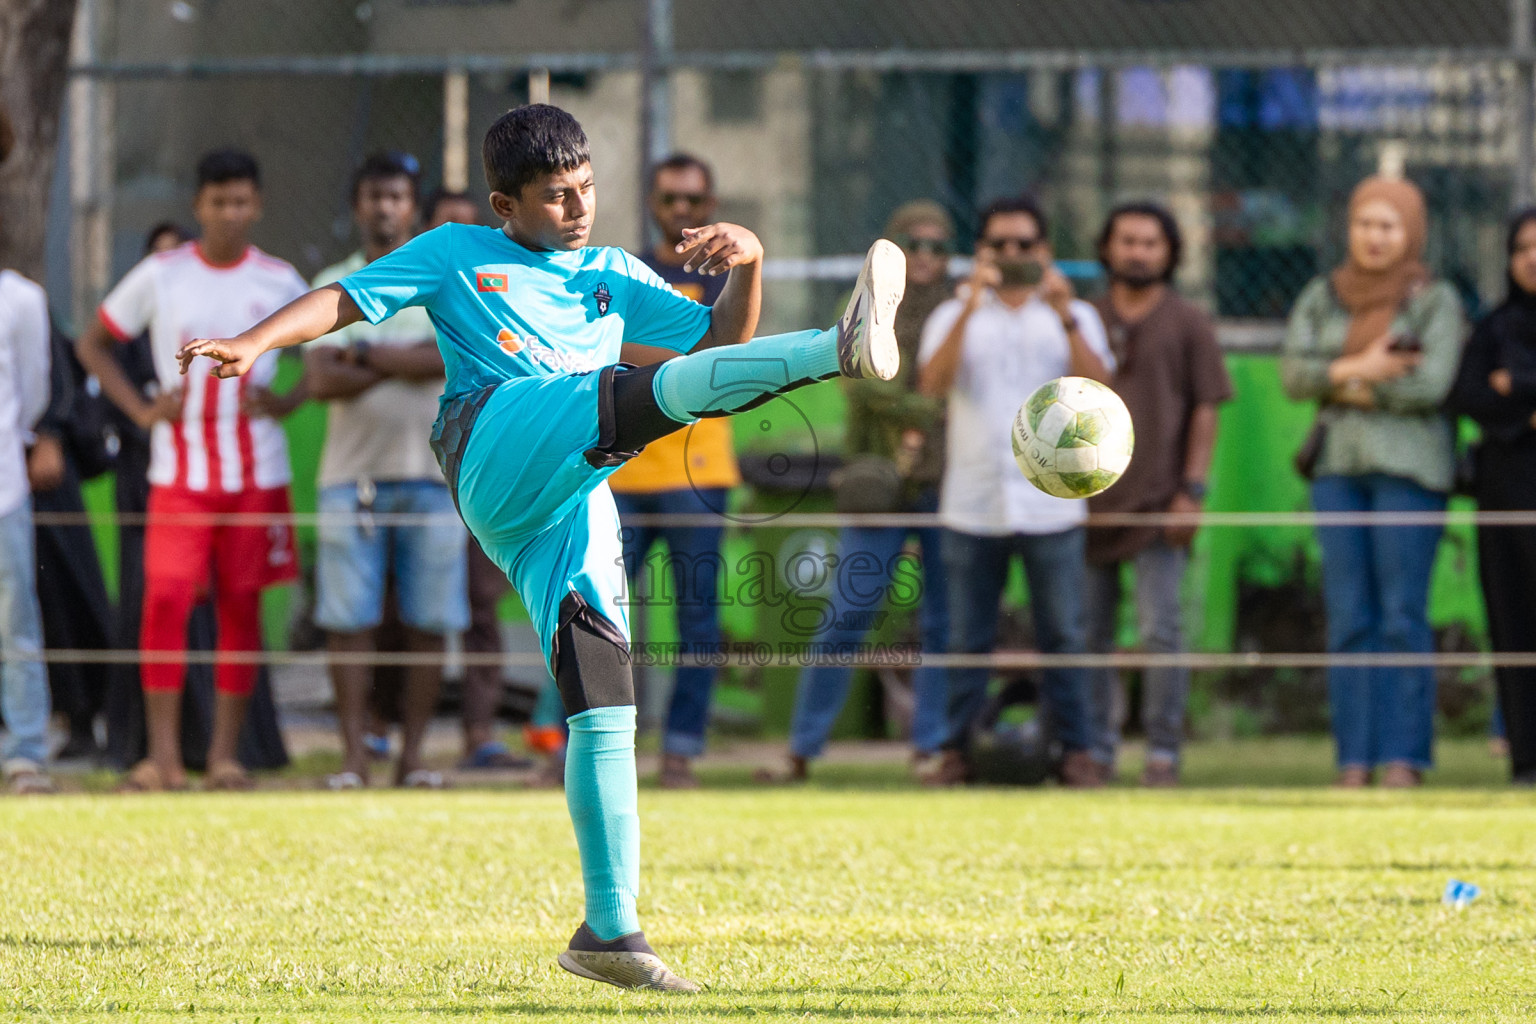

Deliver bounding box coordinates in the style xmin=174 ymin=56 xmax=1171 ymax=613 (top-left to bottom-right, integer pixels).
xmin=176 ymin=283 xmax=364 ymax=379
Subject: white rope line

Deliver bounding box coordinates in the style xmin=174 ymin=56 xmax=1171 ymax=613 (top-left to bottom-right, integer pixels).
xmin=14 ymin=649 xmax=1535 ymax=670
xmin=30 ymin=509 xmax=1536 ymax=528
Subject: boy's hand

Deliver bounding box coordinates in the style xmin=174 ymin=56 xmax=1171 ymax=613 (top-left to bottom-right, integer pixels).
xmin=26 ymin=435 xmax=66 ymax=493
xmin=242 ymin=385 xmax=303 ymax=420
xmin=178 ymin=335 xmax=263 ymax=378
xmin=677 ymin=223 xmax=763 ymax=276
xmin=133 ymin=387 xmax=183 ymax=431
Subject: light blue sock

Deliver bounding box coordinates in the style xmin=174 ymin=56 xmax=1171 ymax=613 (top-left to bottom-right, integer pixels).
xmin=564 ymin=705 xmax=640 ymax=940
xmin=652 ymin=328 xmax=838 ymax=422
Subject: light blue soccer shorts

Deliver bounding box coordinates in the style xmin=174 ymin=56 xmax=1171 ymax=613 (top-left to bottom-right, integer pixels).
xmin=437 ymin=371 xmax=634 ymax=659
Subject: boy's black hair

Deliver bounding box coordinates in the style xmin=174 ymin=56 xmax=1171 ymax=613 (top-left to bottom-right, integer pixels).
xmin=1097 ymin=200 xmax=1183 ymax=283
xmin=350 ymin=150 xmax=422 ymax=206
xmin=424 ymin=187 xmax=475 ymax=224
xmin=482 ymin=104 xmax=591 ymax=199
xmin=976 ymin=194 xmax=1048 ymax=241
xmin=648 ymin=153 xmax=714 ymax=195
xmin=196 ymin=148 xmax=261 ymax=191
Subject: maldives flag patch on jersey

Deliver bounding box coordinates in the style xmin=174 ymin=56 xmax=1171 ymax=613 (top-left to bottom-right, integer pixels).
xmin=476 ymin=271 xmax=508 ymax=293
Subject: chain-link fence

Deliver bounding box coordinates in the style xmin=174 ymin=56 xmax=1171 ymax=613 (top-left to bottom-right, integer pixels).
xmin=47 ymin=0 xmax=1536 ymax=742
xmin=59 ymin=0 xmax=1536 ymax=333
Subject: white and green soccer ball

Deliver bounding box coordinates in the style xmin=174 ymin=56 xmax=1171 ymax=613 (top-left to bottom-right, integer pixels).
xmin=1011 ymin=376 xmax=1135 ymax=499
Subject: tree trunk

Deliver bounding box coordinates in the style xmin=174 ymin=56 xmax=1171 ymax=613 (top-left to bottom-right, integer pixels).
xmin=0 ymin=0 xmax=79 ymax=283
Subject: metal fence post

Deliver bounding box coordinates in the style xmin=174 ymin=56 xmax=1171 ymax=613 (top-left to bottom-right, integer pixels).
xmin=443 ymin=69 xmax=469 ymax=192
xmin=633 ymin=0 xmax=674 ymax=730
xmin=528 ymin=67 xmax=550 ymax=105
xmin=68 ymin=0 xmax=112 ymax=331
xmin=639 ymin=0 xmax=672 ymax=251
xmin=1515 ymin=0 xmax=1535 ymax=207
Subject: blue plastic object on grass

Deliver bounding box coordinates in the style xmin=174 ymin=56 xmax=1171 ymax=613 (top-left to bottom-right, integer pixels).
xmin=1442 ymin=879 xmax=1480 ymax=909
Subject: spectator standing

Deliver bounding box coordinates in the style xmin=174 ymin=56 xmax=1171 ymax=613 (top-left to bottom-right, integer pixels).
xmin=1085 ymin=202 xmax=1232 ymax=786
xmin=778 ymin=200 xmax=956 ymax=781
xmin=1447 ymin=207 xmax=1536 ymax=786
xmin=78 ymin=149 xmax=306 ymax=792
xmin=1280 ymin=176 xmax=1463 ymax=789
xmin=307 ymin=153 xmax=469 ymax=789
xmin=99 ymin=223 xmax=206 ymax=771
xmin=31 ymin=315 xmax=115 ymax=763
xmin=607 ymin=153 xmax=739 ymax=789
xmin=0 ymin=258 xmax=56 ymax=794
xmin=918 ymin=196 xmax=1114 ymax=788
xmin=423 ymin=189 xmax=481 ymax=234
xmin=99 ymin=225 xmax=291 ymax=774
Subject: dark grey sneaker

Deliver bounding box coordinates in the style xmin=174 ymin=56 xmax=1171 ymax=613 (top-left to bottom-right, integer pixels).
xmin=557 ymin=923 xmax=702 ymax=993
xmin=836 ymin=239 xmax=905 ymax=380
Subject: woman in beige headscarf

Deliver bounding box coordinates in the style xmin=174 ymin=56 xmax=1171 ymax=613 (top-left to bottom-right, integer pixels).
xmin=1281 ymin=176 xmax=1465 ymax=788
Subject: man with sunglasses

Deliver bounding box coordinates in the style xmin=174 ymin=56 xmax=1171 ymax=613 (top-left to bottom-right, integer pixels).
xmin=607 ymin=153 xmax=740 ymax=788
xmin=918 ymin=195 xmax=1114 ymax=789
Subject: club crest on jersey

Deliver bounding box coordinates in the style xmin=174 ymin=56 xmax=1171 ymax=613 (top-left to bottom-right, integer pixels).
xmin=593 ymin=282 xmax=612 ymax=316
xmin=477 ymin=271 xmax=508 ymax=293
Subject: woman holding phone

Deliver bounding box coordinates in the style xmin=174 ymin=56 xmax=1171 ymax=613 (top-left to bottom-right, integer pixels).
xmin=1280 ymin=176 xmax=1465 ymax=788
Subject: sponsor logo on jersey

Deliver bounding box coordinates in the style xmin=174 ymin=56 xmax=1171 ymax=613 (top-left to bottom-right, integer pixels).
xmin=496 ymin=327 xmax=523 ymax=354
xmin=477 ymin=271 xmax=508 ymax=293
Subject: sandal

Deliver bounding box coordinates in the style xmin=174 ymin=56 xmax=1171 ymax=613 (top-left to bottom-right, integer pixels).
xmin=324 ymin=771 xmax=365 ymax=791
xmin=399 ymin=769 xmax=447 ymax=789
xmin=752 ymin=756 xmax=809 ymax=786
xmin=203 ymin=762 xmax=257 ymax=792
xmin=116 ymin=759 xmax=187 ymax=794
xmin=6 ymin=762 xmax=56 ymax=795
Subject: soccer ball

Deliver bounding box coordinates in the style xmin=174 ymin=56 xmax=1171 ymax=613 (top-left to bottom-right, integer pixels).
xmin=1011 ymin=376 xmax=1134 ymax=499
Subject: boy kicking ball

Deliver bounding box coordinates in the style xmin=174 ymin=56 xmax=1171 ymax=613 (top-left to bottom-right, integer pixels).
xmin=177 ymin=104 xmax=904 ymax=992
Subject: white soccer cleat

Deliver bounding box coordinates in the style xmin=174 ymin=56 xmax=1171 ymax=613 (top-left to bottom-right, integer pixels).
xmin=836 ymin=238 xmax=906 ymax=380
xmin=557 ymin=923 xmax=702 ymax=994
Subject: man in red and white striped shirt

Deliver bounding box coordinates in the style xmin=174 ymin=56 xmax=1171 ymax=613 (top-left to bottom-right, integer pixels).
xmin=78 ymin=149 xmax=306 ymax=792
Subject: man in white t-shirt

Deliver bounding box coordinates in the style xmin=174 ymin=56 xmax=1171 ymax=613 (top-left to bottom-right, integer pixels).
xmin=918 ymin=195 xmax=1115 ymax=789
xmin=306 ymin=152 xmax=468 ymax=789
xmin=77 ymin=149 xmax=306 ymax=792
xmin=0 ymin=265 xmax=55 ymax=794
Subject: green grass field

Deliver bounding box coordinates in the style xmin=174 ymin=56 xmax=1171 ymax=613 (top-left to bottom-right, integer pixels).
xmin=2 ymin=738 xmax=1532 ymax=1022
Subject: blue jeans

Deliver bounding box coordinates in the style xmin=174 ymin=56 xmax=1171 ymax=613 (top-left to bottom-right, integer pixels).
xmin=314 ymin=479 xmax=470 ymax=634
xmin=942 ymin=527 xmax=1092 ymax=753
xmin=613 ymin=487 xmax=729 ymax=758
xmin=1312 ymin=474 xmax=1444 ymax=771
xmin=1085 ymin=540 xmax=1189 ymax=767
xmin=0 ymin=502 xmax=50 ymax=766
xmin=789 ymin=489 xmax=950 ymax=758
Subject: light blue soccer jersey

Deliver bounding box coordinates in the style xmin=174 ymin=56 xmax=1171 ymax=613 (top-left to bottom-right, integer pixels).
xmin=338 ymin=223 xmax=713 ymax=398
